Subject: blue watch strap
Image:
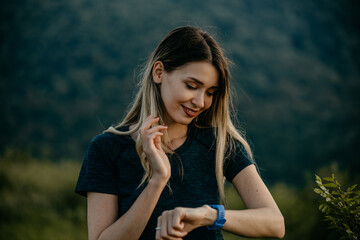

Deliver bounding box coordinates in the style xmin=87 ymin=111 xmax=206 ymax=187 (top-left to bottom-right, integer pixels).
xmin=207 ymin=204 xmax=226 ymax=230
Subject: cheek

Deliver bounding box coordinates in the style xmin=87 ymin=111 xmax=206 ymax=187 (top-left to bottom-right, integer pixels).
xmin=160 ymin=86 xmax=185 ymax=107
xmin=165 ymin=89 xmax=190 ymax=103
xmin=204 ymin=97 xmax=213 ymax=109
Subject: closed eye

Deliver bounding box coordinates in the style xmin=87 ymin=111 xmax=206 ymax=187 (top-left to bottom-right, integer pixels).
xmin=206 ymin=91 xmax=217 ymax=96
xmin=185 ymin=81 xmax=217 ymax=96
xmin=185 ymin=83 xmax=197 ymax=90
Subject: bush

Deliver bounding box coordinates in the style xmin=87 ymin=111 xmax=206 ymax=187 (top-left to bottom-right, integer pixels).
xmin=314 ymin=174 xmax=360 ymax=239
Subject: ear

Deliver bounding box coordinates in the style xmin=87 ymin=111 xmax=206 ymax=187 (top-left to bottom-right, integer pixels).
xmin=152 ymin=61 xmax=164 ymax=84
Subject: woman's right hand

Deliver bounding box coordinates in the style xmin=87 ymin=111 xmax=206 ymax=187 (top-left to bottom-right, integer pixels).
xmin=139 ymin=115 xmax=170 ymax=183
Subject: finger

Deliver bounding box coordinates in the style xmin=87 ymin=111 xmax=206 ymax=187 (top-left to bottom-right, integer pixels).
xmin=154 ymin=211 xmax=184 ymax=240
xmin=172 ymin=208 xmax=185 ymax=231
xmin=141 ymin=116 xmax=160 ymax=132
xmin=146 ymin=125 xmax=168 ymax=135
xmin=160 ymin=211 xmax=169 ymax=239
xmin=156 ymin=214 xmax=168 ymax=239
xmin=167 ymin=211 xmax=174 ymax=235
xmin=142 ymin=132 xmax=164 ymax=153
xmin=154 ymin=135 xmax=163 ymax=150
xmin=170 ymin=211 xmax=188 ymax=238
xmin=159 ymin=211 xmax=184 ymax=240
xmin=146 ymin=132 xmax=164 ymax=142
xmin=156 ymin=215 xmax=162 ymax=240
xmin=166 ymin=211 xmax=186 ymax=238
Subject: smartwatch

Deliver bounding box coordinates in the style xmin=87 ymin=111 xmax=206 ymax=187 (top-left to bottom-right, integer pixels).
xmin=207 ymin=204 xmax=226 ymax=230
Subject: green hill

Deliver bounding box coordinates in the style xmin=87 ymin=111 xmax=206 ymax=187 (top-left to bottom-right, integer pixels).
xmin=1 ymin=0 xmax=359 ymax=185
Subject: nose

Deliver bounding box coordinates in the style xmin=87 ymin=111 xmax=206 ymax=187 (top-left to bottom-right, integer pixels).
xmin=191 ymin=91 xmax=205 ymax=109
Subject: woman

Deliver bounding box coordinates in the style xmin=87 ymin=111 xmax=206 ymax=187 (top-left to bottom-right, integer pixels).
xmin=75 ymin=26 xmax=285 ymax=240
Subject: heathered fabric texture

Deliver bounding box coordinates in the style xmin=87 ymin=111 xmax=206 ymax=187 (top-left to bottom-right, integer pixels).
xmin=75 ymin=125 xmax=253 ymax=240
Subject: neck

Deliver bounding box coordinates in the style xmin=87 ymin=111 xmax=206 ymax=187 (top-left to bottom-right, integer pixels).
xmin=162 ymin=123 xmax=188 ymax=151
xmin=162 ymin=114 xmax=189 ymax=141
xmin=165 ymin=122 xmax=188 ymax=140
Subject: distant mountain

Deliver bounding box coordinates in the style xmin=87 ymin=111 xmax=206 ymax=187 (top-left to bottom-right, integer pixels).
xmin=1 ymin=0 xmax=359 ymax=185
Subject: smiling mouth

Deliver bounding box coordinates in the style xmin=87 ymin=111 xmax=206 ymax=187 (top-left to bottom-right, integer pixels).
xmin=182 ymin=105 xmax=199 ymax=117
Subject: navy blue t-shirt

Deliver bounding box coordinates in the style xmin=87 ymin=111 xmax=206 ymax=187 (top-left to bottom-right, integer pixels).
xmin=75 ymin=125 xmax=253 ymax=240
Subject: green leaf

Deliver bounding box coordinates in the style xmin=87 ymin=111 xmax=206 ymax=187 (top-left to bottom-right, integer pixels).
xmin=314 ymin=188 xmax=323 ymax=194
xmin=343 ymin=223 xmax=350 ymax=229
xmin=324 ymin=183 xmax=337 ymax=188
xmin=348 ymin=184 xmax=357 ymax=192
xmin=320 ymin=185 xmax=327 ymax=191
xmin=324 ymin=177 xmax=334 ymax=182
xmin=315 ymin=175 xmax=323 ymax=185
xmin=314 ymin=188 xmax=327 ymax=198
xmin=319 ymin=204 xmax=328 ymax=212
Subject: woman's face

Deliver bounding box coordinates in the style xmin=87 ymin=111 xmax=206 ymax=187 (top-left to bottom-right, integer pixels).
xmin=154 ymin=61 xmax=219 ymax=126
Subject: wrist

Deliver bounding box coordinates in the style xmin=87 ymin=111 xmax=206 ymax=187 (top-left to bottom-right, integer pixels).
xmin=149 ymin=175 xmax=169 ymax=187
xmin=201 ymin=205 xmax=218 ymax=226
xmin=206 ymin=205 xmax=226 ymax=230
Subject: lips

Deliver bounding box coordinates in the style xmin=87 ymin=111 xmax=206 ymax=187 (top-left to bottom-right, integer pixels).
xmin=182 ymin=105 xmax=199 ymax=117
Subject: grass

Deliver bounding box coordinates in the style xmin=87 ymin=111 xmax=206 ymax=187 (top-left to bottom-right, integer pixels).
xmin=0 ymin=150 xmax=347 ymax=239
xmin=0 ymin=155 xmax=87 ymax=240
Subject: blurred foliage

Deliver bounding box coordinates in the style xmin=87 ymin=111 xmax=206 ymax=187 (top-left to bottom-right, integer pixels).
xmin=1 ymin=0 xmax=360 ymax=238
xmin=0 ymin=150 xmax=87 ymax=240
xmin=1 ymin=150 xmax=359 ymax=239
xmin=223 ymin=163 xmax=360 ymax=240
xmin=314 ymin=174 xmax=360 ymax=239
xmin=0 ymin=0 xmax=359 ymax=186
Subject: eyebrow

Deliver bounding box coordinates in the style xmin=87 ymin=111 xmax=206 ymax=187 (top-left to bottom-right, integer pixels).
xmin=187 ymin=77 xmax=219 ymax=89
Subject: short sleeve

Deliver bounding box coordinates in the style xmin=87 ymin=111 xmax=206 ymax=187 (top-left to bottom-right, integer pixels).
xmin=224 ymin=143 xmax=254 ymax=183
xmin=75 ymin=134 xmax=119 ymax=197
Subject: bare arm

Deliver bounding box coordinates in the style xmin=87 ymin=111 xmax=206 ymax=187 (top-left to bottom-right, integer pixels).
xmin=156 ymin=164 xmax=285 ymax=239
xmin=88 ymin=116 xmax=171 ymax=240
xmin=88 ymin=177 xmax=168 ymax=240
xmin=222 ymin=164 xmax=285 ymax=238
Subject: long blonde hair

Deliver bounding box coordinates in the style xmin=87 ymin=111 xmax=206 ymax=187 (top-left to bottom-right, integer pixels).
xmin=106 ymin=26 xmax=253 ymax=203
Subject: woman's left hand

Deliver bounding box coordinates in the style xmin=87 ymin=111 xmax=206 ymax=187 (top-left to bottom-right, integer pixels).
xmin=155 ymin=205 xmax=217 ymax=240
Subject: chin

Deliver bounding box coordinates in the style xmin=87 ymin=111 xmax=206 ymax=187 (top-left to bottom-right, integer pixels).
xmin=172 ymin=116 xmax=195 ymax=126
xmin=178 ymin=119 xmax=193 ymax=125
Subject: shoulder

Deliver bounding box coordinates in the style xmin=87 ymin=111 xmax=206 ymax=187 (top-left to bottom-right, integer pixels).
xmin=224 ymin=137 xmax=255 ymax=182
xmin=228 ymin=138 xmax=252 ymax=161
xmin=88 ymin=126 xmax=133 ymax=156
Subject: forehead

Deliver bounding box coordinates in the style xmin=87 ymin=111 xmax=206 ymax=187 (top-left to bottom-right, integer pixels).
xmin=173 ymin=61 xmax=219 ymax=87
